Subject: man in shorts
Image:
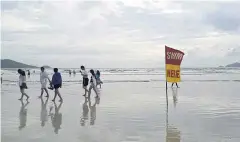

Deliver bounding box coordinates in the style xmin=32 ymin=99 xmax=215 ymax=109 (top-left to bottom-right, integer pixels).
xmin=51 ymin=68 xmax=63 ymax=102
xmin=80 ymin=66 xmax=89 ymax=96
xmin=39 ymin=67 xmax=51 ymax=98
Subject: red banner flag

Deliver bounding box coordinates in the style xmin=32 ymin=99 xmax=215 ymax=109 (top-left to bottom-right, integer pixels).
xmin=165 ymin=46 xmax=185 ymax=83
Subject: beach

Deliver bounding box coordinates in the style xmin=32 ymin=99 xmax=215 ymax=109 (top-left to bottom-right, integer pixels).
xmin=1 ymin=68 xmax=240 ymax=142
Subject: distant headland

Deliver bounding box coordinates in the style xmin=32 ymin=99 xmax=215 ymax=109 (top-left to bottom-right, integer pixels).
xmin=219 ymin=62 xmax=240 ymax=68
xmin=1 ymin=59 xmax=51 ymax=68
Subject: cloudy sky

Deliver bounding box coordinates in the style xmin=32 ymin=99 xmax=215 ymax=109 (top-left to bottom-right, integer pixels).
xmin=1 ymin=0 xmax=240 ymax=68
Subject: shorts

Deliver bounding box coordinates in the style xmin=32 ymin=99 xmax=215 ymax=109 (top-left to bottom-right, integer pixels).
xmin=83 ymin=78 xmax=89 ymax=87
xmin=54 ymin=84 xmax=61 ymax=89
xmin=41 ymin=82 xmax=47 ymax=89
xmin=96 ymin=79 xmax=103 ymax=85
xmin=20 ymin=83 xmax=28 ymax=89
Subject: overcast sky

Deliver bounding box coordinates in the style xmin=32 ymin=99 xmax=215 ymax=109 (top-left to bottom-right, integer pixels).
xmin=1 ymin=0 xmax=240 ymax=68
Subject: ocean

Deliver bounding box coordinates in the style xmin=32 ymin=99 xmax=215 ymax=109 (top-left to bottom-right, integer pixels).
xmin=1 ymin=67 xmax=240 ymax=142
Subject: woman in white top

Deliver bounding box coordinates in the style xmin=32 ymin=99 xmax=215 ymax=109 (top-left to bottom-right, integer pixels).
xmin=39 ymin=67 xmax=51 ymax=98
xmin=18 ymin=69 xmax=29 ymax=101
xmin=88 ymin=69 xmax=99 ymax=98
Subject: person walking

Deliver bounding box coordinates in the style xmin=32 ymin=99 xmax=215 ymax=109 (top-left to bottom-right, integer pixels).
xmin=80 ymin=66 xmax=89 ymax=96
xmin=171 ymin=82 xmax=179 ymax=88
xmin=51 ymin=68 xmax=63 ymax=102
xmin=18 ymin=69 xmax=29 ymax=101
xmin=88 ymin=69 xmax=99 ymax=98
xmin=96 ymin=70 xmax=103 ymax=88
xmin=39 ymin=67 xmax=51 ymax=98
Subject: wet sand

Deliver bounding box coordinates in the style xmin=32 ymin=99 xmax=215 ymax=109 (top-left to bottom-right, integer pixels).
xmin=1 ymin=81 xmax=240 ymax=142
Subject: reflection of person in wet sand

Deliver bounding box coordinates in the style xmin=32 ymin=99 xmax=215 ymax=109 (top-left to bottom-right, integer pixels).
xmin=171 ymin=88 xmax=178 ymax=108
xmin=80 ymin=97 xmax=89 ymax=126
xmin=40 ymin=98 xmax=48 ymax=127
xmin=89 ymin=97 xmax=100 ymax=125
xmin=50 ymin=102 xmax=62 ymax=134
xmin=19 ymin=100 xmax=29 ymax=130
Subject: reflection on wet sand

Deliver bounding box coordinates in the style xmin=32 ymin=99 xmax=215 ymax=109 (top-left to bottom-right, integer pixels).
xmin=80 ymin=97 xmax=89 ymax=126
xmin=171 ymin=88 xmax=178 ymax=108
xmin=19 ymin=100 xmax=29 ymax=130
xmin=167 ymin=126 xmax=181 ymax=142
xmin=166 ymin=90 xmax=181 ymax=142
xmin=49 ymin=102 xmax=63 ymax=134
xmin=40 ymin=98 xmax=49 ymax=127
xmin=89 ymin=97 xmax=100 ymax=125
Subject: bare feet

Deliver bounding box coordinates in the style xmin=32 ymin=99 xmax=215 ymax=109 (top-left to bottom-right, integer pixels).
xmin=52 ymin=99 xmax=55 ymax=102
xmin=18 ymin=98 xmax=22 ymax=100
xmin=45 ymin=95 xmax=49 ymax=97
xmin=83 ymin=94 xmax=86 ymax=96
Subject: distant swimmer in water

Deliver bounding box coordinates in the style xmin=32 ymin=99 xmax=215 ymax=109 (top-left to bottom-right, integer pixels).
xmin=51 ymin=68 xmax=63 ymax=102
xmin=39 ymin=67 xmax=51 ymax=98
xmin=171 ymin=82 xmax=179 ymax=88
xmin=73 ymin=70 xmax=76 ymax=76
xmin=88 ymin=69 xmax=99 ymax=98
xmin=18 ymin=69 xmax=29 ymax=101
xmin=69 ymin=70 xmax=72 ymax=76
xmin=80 ymin=66 xmax=89 ymax=96
xmin=1 ymin=73 xmax=3 ymax=84
xmin=27 ymin=70 xmax=30 ymax=77
xmin=96 ymin=70 xmax=103 ymax=88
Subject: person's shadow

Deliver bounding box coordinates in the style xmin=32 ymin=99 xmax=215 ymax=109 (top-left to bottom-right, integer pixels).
xmin=19 ymin=100 xmax=29 ymax=130
xmin=50 ymin=102 xmax=63 ymax=134
xmin=80 ymin=97 xmax=89 ymax=126
xmin=89 ymin=97 xmax=100 ymax=125
xmin=40 ymin=97 xmax=49 ymax=127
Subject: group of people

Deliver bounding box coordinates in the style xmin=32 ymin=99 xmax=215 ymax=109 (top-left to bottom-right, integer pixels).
xmin=17 ymin=66 xmax=103 ymax=102
xmin=68 ymin=70 xmax=76 ymax=76
xmin=80 ymin=66 xmax=103 ymax=98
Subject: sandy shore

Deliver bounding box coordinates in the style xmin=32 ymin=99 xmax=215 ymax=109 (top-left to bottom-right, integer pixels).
xmin=1 ymin=81 xmax=240 ymax=142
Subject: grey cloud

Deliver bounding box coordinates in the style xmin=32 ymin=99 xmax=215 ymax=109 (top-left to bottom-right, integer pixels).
xmin=2 ymin=1 xmax=240 ymax=67
xmin=206 ymin=2 xmax=240 ymax=32
xmin=226 ymin=46 xmax=240 ymax=57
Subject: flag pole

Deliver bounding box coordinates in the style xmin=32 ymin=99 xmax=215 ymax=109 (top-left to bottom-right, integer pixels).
xmin=165 ymin=46 xmax=168 ymax=105
xmin=165 ymin=46 xmax=168 ymax=92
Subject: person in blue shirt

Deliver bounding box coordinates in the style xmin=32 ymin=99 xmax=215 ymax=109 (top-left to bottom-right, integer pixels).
xmin=51 ymin=68 xmax=63 ymax=102
xmin=96 ymin=70 xmax=103 ymax=88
